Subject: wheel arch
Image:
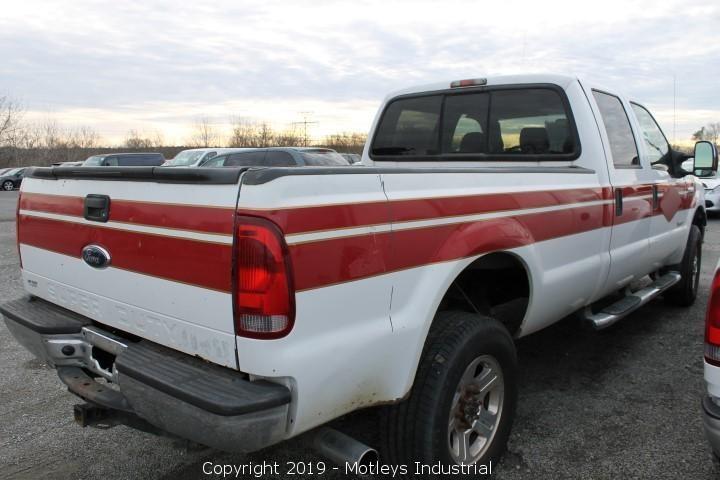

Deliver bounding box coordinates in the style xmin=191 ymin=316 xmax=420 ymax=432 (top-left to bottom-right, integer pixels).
xmin=432 ymin=250 xmax=533 ymax=339
xmin=693 ymin=205 xmax=707 ymax=237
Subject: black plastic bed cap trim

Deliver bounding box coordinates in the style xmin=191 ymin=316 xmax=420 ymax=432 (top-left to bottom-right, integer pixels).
xmin=242 ymin=165 xmax=596 ymax=185
xmin=27 ymin=166 xmax=247 ymax=185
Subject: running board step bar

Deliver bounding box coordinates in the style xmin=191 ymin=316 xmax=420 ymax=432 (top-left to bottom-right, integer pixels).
xmin=584 ymin=272 xmax=681 ymax=330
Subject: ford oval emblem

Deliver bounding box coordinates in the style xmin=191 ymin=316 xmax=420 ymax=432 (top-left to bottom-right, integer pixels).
xmin=82 ymin=245 xmax=111 ymax=269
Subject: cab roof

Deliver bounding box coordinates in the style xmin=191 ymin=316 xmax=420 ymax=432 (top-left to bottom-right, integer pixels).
xmin=386 ymin=74 xmax=578 ymax=99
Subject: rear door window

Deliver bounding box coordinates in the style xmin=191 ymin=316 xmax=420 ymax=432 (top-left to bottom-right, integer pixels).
xmin=592 ymin=91 xmax=639 ymax=168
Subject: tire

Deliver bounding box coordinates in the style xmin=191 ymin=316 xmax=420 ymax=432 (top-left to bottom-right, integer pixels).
xmin=380 ymin=311 xmax=517 ymax=477
xmin=2 ymin=181 xmax=14 ymax=191
xmin=664 ymin=224 xmax=702 ymax=307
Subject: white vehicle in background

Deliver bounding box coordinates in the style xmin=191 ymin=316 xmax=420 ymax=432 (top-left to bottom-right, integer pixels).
xmin=695 ymin=169 xmax=720 ymax=214
xmin=163 ymin=148 xmax=247 ymax=167
xmin=679 ymin=157 xmax=720 ymax=213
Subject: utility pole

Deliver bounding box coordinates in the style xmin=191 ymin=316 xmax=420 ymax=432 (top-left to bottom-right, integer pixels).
xmin=673 ymin=74 xmax=677 ymax=145
xmin=292 ymin=112 xmax=318 ymax=147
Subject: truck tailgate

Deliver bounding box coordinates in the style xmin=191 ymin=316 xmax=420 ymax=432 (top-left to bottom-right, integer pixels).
xmin=16 ymin=168 xmax=242 ymax=368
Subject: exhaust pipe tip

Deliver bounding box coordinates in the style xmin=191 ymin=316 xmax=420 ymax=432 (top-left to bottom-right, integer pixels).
xmin=312 ymin=427 xmax=378 ymax=467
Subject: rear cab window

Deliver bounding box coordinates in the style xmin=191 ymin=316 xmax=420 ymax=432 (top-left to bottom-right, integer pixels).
xmin=370 ymin=85 xmax=579 ymax=161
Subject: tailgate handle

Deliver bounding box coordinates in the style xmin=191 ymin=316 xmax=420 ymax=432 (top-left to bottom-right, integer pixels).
xmin=84 ymin=195 xmax=111 ymax=222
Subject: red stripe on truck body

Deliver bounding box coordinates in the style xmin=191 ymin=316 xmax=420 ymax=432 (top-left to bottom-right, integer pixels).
xmin=17 ymin=183 xmax=695 ymax=292
xmin=18 ymin=215 xmax=233 ymax=292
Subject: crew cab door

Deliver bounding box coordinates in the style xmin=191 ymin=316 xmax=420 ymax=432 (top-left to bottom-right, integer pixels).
xmin=629 ymin=102 xmax=689 ymax=269
xmin=588 ymin=88 xmax=655 ymax=291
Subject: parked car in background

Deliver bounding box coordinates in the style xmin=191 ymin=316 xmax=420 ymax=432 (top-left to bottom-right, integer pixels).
xmin=340 ymin=153 xmax=362 ymax=164
xmin=163 ymin=148 xmax=247 ymax=167
xmin=0 ymin=167 xmax=26 ymax=191
xmin=699 ymin=176 xmax=720 ymax=214
xmin=202 ymin=147 xmax=350 ymax=167
xmin=676 ymin=157 xmax=720 ymax=213
xmin=83 ymin=153 xmax=165 ymax=167
xmin=52 ymin=161 xmax=83 ymax=167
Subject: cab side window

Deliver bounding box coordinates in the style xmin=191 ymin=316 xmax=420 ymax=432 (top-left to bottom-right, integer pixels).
xmin=630 ymin=103 xmax=670 ymax=165
xmin=592 ymin=91 xmax=639 ymax=168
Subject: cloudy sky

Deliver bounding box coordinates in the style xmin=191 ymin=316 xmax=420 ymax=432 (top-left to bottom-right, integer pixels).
xmin=1 ymin=0 xmax=718 ymax=145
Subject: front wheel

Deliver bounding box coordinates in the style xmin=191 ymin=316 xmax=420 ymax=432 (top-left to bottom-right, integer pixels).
xmin=665 ymin=224 xmax=702 ymax=306
xmin=381 ymin=311 xmax=517 ymax=476
xmin=2 ymin=181 xmax=14 ymax=191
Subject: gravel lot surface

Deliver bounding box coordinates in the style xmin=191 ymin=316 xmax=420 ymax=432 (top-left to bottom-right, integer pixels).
xmin=1 ymin=189 xmax=718 ymax=479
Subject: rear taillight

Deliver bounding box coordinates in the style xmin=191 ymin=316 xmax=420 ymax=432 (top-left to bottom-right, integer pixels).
xmin=233 ymin=215 xmax=294 ymax=339
xmin=706 ymin=269 xmax=720 ymax=366
xmin=16 ymin=190 xmax=22 ymax=268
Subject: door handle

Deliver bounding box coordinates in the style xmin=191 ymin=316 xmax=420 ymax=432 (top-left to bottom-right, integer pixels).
xmin=652 ymin=185 xmax=659 ymax=210
xmin=615 ymin=189 xmax=623 ymax=216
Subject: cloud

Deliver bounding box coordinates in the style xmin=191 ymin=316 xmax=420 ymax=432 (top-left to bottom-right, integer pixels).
xmin=0 ymin=0 xmax=718 ymax=144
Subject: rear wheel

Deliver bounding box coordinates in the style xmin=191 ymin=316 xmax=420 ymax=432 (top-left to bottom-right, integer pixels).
xmin=2 ymin=181 xmax=14 ymax=191
xmin=381 ymin=311 xmax=517 ymax=477
xmin=665 ymin=224 xmax=702 ymax=306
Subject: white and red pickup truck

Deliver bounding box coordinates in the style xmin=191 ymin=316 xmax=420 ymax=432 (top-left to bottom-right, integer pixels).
xmin=3 ymin=75 xmax=717 ymax=471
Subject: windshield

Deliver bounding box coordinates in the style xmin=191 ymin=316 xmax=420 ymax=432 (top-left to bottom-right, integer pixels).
xmin=4 ymin=168 xmax=21 ymax=176
xmin=167 ymin=150 xmax=207 ymax=166
xmin=300 ymin=151 xmax=350 ymax=166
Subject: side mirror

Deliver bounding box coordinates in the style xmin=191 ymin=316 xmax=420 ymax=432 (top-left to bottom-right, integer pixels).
xmin=694 ymin=141 xmax=718 ymax=175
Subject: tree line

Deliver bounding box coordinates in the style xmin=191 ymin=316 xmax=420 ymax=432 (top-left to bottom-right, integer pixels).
xmin=0 ymin=96 xmax=367 ymax=168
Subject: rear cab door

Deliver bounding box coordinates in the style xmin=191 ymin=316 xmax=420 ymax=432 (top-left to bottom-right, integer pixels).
xmin=584 ymin=85 xmax=655 ymax=291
